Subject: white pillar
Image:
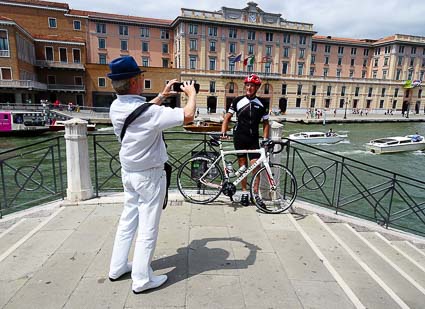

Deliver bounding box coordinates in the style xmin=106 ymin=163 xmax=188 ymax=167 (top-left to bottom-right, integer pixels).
xmin=270 ymin=121 xmax=284 ymax=141
xmin=64 ymin=118 xmax=94 ymax=202
xmin=266 ymin=121 xmax=285 ymax=189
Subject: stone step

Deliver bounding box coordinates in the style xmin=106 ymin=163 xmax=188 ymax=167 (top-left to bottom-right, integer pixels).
xmin=329 ymin=223 xmax=425 ymax=309
xmin=362 ymin=232 xmax=425 ymax=289
xmin=392 ymin=240 xmax=425 ymax=268
xmin=0 ymin=218 xmax=47 ymax=255
xmin=296 ymin=215 xmax=406 ymax=309
xmin=284 ymin=214 xmax=357 ymax=309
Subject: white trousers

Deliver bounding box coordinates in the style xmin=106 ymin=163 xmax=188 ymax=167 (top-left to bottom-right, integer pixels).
xmin=109 ymin=166 xmax=166 ymax=290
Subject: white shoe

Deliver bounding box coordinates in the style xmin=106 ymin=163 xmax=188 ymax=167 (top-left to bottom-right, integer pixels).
xmin=109 ymin=262 xmax=132 ymax=281
xmin=132 ymin=275 xmax=168 ymax=294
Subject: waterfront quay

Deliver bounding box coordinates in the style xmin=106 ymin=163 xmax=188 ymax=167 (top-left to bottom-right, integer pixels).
xmin=1 ymin=192 xmax=425 ymax=309
xmin=59 ymin=108 xmax=425 ymax=125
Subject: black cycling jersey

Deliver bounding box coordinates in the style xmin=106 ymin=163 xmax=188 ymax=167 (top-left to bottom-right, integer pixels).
xmin=228 ymin=95 xmax=269 ymax=139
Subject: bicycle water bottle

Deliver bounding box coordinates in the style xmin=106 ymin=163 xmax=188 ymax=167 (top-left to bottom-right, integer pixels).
xmin=225 ymin=161 xmax=235 ymax=177
xmin=235 ymin=165 xmax=247 ymax=177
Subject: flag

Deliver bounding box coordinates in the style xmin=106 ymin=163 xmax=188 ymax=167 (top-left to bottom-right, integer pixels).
xmin=412 ymin=80 xmax=422 ymax=87
xmin=231 ymin=53 xmax=242 ymax=63
xmin=260 ymin=56 xmax=271 ymax=63
xmin=249 ymin=55 xmax=255 ymax=65
xmin=403 ymin=80 xmax=413 ymax=89
xmin=244 ymin=55 xmax=255 ymax=66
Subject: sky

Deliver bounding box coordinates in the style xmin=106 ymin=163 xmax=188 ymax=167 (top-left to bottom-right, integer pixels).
xmin=61 ymin=0 xmax=425 ymax=39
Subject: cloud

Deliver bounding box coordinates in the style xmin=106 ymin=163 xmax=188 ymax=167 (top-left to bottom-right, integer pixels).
xmin=63 ymin=0 xmax=425 ymax=38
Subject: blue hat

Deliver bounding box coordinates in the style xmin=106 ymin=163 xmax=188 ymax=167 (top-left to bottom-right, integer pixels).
xmin=107 ymin=56 xmax=145 ymax=80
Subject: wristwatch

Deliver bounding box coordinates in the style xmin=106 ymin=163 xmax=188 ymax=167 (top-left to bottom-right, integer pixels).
xmin=157 ymin=93 xmax=165 ymax=101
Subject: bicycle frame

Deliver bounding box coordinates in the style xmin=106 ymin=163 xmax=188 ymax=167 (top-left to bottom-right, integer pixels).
xmin=199 ymin=141 xmax=277 ymax=190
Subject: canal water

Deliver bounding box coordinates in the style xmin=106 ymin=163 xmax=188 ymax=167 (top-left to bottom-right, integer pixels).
xmin=1 ymin=122 xmax=425 ymax=182
xmin=284 ymin=121 xmax=425 ymax=182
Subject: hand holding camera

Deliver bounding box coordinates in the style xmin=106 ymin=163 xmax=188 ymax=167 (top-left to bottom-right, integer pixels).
xmin=172 ymin=81 xmax=200 ymax=94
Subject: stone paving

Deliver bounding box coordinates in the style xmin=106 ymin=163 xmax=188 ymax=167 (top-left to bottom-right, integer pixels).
xmin=1 ymin=193 xmax=425 ymax=309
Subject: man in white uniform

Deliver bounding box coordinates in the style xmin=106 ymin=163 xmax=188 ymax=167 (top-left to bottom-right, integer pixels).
xmin=107 ymin=56 xmax=197 ymax=293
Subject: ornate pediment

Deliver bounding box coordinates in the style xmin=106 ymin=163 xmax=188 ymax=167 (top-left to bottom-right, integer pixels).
xmin=221 ymin=2 xmax=281 ymax=24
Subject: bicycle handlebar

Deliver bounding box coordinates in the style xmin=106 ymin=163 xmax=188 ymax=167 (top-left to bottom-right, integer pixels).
xmin=209 ymin=135 xmax=287 ymax=154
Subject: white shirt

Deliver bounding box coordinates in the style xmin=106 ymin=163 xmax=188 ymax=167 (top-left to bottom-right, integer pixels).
xmin=109 ymin=94 xmax=184 ymax=172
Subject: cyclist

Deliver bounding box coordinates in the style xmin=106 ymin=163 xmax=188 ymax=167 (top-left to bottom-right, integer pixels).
xmin=221 ymin=74 xmax=270 ymax=207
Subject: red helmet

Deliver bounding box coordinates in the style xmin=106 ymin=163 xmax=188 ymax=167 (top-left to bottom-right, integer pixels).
xmin=244 ymin=74 xmax=262 ymax=85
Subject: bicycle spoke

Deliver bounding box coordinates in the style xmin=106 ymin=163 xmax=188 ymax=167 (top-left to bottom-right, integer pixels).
xmin=177 ymin=157 xmax=223 ymax=204
xmin=251 ymin=164 xmax=297 ymax=214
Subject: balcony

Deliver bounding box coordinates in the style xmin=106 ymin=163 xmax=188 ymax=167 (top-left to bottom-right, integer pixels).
xmin=0 ymin=50 xmax=10 ymax=57
xmin=47 ymin=84 xmax=85 ymax=92
xmin=35 ymin=60 xmax=85 ymax=70
xmin=0 ymin=80 xmax=47 ymax=90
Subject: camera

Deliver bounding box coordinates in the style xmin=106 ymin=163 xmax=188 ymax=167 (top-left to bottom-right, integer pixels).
xmin=172 ymin=82 xmax=200 ymax=93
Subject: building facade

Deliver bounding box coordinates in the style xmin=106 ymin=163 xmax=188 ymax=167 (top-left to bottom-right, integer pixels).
xmin=0 ymin=0 xmax=423 ymax=114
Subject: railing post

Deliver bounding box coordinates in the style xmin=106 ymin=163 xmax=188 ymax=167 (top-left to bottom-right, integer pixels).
xmin=270 ymin=120 xmax=284 ymax=157
xmin=64 ymin=118 xmax=94 ymax=202
xmin=267 ymin=121 xmax=285 ymax=189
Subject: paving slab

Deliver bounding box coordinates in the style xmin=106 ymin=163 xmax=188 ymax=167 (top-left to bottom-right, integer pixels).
xmin=127 ymin=247 xmax=188 ymax=308
xmin=234 ymin=250 xmax=302 ymax=309
xmin=0 ymin=218 xmax=45 ymax=251
xmin=4 ymin=251 xmax=95 ymax=309
xmin=0 ymin=229 xmax=72 ymax=308
xmin=186 ymin=274 xmax=245 ymax=309
xmin=188 ymin=226 xmax=238 ymax=276
xmin=63 ymin=277 xmax=130 ymax=309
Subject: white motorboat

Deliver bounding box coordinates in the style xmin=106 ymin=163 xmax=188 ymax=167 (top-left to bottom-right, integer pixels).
xmin=288 ymin=131 xmax=347 ymax=144
xmin=365 ymin=135 xmax=425 ymax=154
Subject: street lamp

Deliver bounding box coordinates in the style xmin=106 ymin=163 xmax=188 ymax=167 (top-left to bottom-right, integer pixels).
xmin=343 ymin=99 xmax=350 ymax=119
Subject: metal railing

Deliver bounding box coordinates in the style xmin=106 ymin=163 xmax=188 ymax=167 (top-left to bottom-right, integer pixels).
xmin=0 ymin=80 xmax=47 ymax=90
xmin=35 ymin=60 xmax=85 ymax=70
xmin=2 ymin=131 xmax=424 ymax=237
xmin=47 ymin=84 xmax=85 ymax=91
xmin=0 ymin=137 xmax=65 ymax=217
xmin=282 ymin=139 xmax=425 ymax=236
xmin=90 ymin=131 xmax=425 ymax=236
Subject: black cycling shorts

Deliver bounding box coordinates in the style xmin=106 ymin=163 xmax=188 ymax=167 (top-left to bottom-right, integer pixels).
xmin=234 ymin=135 xmax=260 ymax=160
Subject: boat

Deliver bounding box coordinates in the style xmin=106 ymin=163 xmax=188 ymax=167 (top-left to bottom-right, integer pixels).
xmin=183 ymin=120 xmax=222 ymax=133
xmin=49 ymin=120 xmax=96 ymax=132
xmin=0 ymin=110 xmax=49 ymax=136
xmin=365 ymin=135 xmax=425 ymax=154
xmin=288 ymin=131 xmax=348 ymax=144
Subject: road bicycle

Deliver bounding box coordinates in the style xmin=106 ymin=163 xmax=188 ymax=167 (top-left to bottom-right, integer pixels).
xmin=176 ymin=135 xmax=297 ymax=214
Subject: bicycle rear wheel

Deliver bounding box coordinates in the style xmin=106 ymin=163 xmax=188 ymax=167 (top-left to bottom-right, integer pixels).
xmin=250 ymin=163 xmax=297 ymax=214
xmin=177 ymin=156 xmax=224 ymax=204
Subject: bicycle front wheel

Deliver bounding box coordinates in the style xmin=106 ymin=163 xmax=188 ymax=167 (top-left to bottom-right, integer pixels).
xmin=177 ymin=156 xmax=224 ymax=204
xmin=250 ymin=163 xmax=297 ymax=214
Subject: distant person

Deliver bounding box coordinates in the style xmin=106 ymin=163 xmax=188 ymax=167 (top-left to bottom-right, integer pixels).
xmin=411 ymin=132 xmax=422 ymax=142
xmin=326 ymin=128 xmax=334 ymax=137
xmin=107 ymin=56 xmax=197 ymax=294
xmin=53 ymin=99 xmax=60 ymax=109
